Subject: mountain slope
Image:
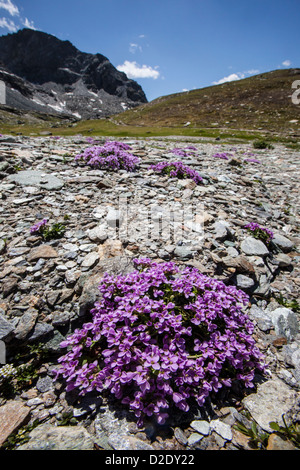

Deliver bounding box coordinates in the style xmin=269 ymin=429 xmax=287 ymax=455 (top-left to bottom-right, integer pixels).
xmin=0 ymin=29 xmax=147 ymax=119
xmin=117 ymin=69 xmax=300 ymax=135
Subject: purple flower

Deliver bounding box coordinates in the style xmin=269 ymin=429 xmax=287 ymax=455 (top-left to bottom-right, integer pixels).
xmin=75 ymin=140 xmax=140 ymax=172
xmin=244 ymin=222 xmax=274 ymax=244
xmin=150 ymin=161 xmax=203 ymax=184
xmin=212 ymin=152 xmax=231 ymax=160
xmin=30 ymin=218 xmax=48 ymax=234
xmin=54 ymin=258 xmax=266 ymax=427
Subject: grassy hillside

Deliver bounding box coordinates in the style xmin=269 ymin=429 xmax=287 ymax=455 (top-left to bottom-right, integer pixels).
xmin=116 ymin=69 xmax=300 ymax=136
xmin=1 ymin=69 xmax=299 ymax=146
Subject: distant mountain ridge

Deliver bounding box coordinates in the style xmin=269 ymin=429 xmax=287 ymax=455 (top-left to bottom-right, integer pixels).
xmin=0 ymin=28 xmax=147 ymax=119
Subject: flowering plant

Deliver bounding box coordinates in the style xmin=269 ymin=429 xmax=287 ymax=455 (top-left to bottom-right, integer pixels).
xmin=30 ymin=218 xmax=48 ymax=235
xmin=171 ymin=147 xmax=198 ymax=158
xmin=150 ymin=161 xmax=203 ymax=184
xmin=30 ymin=219 xmax=66 ymax=241
xmin=244 ymin=222 xmax=274 ymax=245
xmin=212 ymin=152 xmax=232 ymax=160
xmin=75 ymin=141 xmax=140 ymax=172
xmin=54 ymin=258 xmax=265 ymax=427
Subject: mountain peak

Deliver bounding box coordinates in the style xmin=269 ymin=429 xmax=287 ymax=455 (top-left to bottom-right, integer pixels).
xmin=0 ymin=29 xmax=147 ymax=119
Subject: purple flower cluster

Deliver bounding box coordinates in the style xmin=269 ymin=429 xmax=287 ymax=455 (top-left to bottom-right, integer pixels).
xmin=212 ymin=152 xmax=232 ymax=160
xmin=75 ymin=141 xmax=140 ymax=172
xmin=150 ymin=161 xmax=203 ymax=184
xmin=85 ymin=136 xmax=100 ymax=145
xmin=54 ymin=258 xmax=265 ymax=427
xmin=244 ymin=222 xmax=274 ymax=245
xmin=171 ymin=147 xmax=198 ymax=158
xmin=30 ymin=218 xmax=48 ymax=234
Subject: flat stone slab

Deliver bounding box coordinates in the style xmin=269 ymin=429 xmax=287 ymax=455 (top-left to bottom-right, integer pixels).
xmin=242 ymin=378 xmax=299 ymax=433
xmin=27 ymin=245 xmax=59 ymax=262
xmin=0 ymin=401 xmax=31 ymax=446
xmin=241 ymin=236 xmax=269 ymax=256
xmin=8 ymin=170 xmax=64 ymax=190
xmin=17 ymin=423 xmax=95 ymax=450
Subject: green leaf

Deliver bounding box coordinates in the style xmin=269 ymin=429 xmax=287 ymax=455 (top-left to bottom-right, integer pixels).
xmin=269 ymin=421 xmax=281 ymax=432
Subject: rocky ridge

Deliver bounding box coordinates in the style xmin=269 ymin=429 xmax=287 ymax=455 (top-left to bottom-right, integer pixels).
xmin=0 ymin=134 xmax=299 ymax=450
xmin=0 ymin=29 xmax=147 ymax=119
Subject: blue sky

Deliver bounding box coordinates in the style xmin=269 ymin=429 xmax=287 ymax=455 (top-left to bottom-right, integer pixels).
xmin=0 ymin=0 xmax=299 ymax=101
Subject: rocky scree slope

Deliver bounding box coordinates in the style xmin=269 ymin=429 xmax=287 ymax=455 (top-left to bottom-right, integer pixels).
xmin=0 ymin=29 xmax=147 ymax=120
xmin=0 ymin=134 xmax=299 ymax=450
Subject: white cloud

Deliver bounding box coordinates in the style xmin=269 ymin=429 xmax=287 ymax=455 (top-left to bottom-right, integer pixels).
xmin=117 ymin=61 xmax=160 ymax=79
xmin=22 ymin=17 xmax=36 ymax=29
xmin=213 ymin=72 xmax=245 ymax=85
xmin=0 ymin=0 xmax=19 ymax=17
xmin=245 ymin=69 xmax=260 ymax=75
xmin=0 ymin=16 xmax=17 ymax=31
xmin=0 ymin=1 xmax=36 ymax=33
xmin=282 ymin=60 xmax=291 ymax=67
xmin=129 ymin=43 xmax=142 ymax=54
xmin=212 ymin=69 xmax=260 ymax=85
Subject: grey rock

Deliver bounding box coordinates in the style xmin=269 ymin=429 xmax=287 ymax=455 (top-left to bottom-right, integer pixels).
xmin=78 ymin=273 xmax=102 ymax=316
xmin=8 ymin=170 xmax=64 ymax=190
xmin=249 ymin=305 xmax=273 ymax=331
xmin=272 ymin=233 xmax=294 ymax=252
xmin=27 ymin=322 xmax=54 ymax=343
xmin=81 ymin=252 xmax=99 ymax=269
xmin=78 ymin=256 xmax=133 ymax=316
xmin=281 ymin=342 xmax=300 ymax=385
xmin=108 ymin=433 xmax=154 ymax=450
xmin=190 ymin=420 xmax=210 ymax=435
xmin=94 ymin=406 xmax=141 ymax=451
xmin=274 ymin=253 xmax=293 ymax=268
xmin=174 ymin=427 xmax=188 ymax=445
xmin=43 ymin=329 xmax=66 ymax=353
xmin=187 ymin=432 xmax=203 ymax=446
xmin=271 ymin=307 xmax=299 ymax=341
xmin=27 ymin=397 xmax=44 ymax=407
xmin=17 ymin=424 xmax=95 ymax=450
xmin=86 ymin=224 xmax=108 ymax=242
xmin=253 ymin=272 xmax=272 ymax=296
xmin=236 ymin=274 xmax=255 ymax=290
xmin=36 ymin=375 xmax=54 ymax=393
xmin=213 ymin=221 xmax=230 ymax=241
xmin=174 ymin=245 xmax=193 ymax=259
xmin=0 ymin=161 xmax=9 ymax=172
xmin=13 ymin=309 xmax=38 ymax=340
xmin=241 ymin=236 xmax=269 ymax=256
xmin=2 ymin=277 xmax=19 ymax=298
xmin=242 ymin=378 xmax=299 ymax=433
xmin=0 ymin=239 xmax=6 ymax=255
xmin=0 ymin=314 xmax=14 ymax=341
xmin=210 ymin=419 xmax=232 ymax=441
